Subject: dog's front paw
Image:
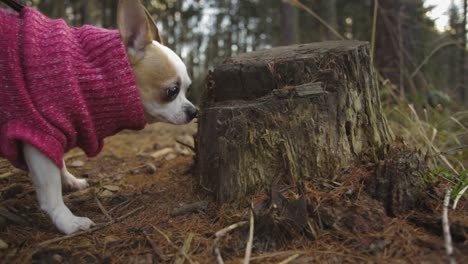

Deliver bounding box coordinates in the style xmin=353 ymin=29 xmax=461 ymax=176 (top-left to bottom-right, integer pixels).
xmin=52 ymin=206 xmax=95 ymax=234
xmin=62 ymin=172 xmax=89 ymax=191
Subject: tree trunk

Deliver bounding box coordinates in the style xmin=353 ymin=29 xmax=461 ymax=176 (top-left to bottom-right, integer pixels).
xmin=319 ymin=0 xmax=338 ymax=40
xmin=81 ymin=0 xmax=100 ymax=25
xmin=195 ymin=41 xmax=393 ymax=201
xmin=279 ymin=1 xmax=299 ymax=45
xmin=460 ymin=0 xmax=467 ymax=104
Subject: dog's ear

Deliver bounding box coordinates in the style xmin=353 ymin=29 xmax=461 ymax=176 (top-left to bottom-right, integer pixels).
xmin=117 ymin=0 xmax=162 ymax=52
xmin=143 ymin=8 xmax=164 ymax=45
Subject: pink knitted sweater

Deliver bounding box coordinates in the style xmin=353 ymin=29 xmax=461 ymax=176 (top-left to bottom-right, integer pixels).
xmin=0 ymin=7 xmax=146 ymax=170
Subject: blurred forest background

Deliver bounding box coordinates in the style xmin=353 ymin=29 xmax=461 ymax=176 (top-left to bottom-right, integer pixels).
xmin=1 ymin=0 xmax=467 ymax=172
xmin=2 ymin=0 xmax=466 ymax=107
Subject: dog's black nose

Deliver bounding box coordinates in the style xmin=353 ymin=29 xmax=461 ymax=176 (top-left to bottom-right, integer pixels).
xmin=184 ymin=105 xmax=198 ymax=121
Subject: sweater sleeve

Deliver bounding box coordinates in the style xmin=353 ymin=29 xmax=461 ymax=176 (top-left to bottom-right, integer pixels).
xmin=0 ymin=121 xmax=65 ymax=170
xmin=0 ymin=8 xmax=66 ymax=170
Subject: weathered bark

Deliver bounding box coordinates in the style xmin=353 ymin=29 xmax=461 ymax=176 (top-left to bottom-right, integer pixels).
xmin=196 ymin=41 xmax=392 ymax=201
xmin=365 ymin=147 xmax=427 ymax=216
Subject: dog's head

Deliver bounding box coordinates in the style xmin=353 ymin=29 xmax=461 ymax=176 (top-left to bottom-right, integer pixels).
xmin=117 ymin=0 xmax=197 ymax=125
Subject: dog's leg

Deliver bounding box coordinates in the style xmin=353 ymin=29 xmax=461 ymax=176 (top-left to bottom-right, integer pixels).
xmin=23 ymin=143 xmax=95 ymax=234
xmin=61 ymin=160 xmax=89 ymax=190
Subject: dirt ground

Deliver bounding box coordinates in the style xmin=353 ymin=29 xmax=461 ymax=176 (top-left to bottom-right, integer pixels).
xmin=0 ymin=122 xmax=466 ymax=263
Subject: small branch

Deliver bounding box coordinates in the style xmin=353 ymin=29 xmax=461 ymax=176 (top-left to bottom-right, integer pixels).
xmin=94 ymin=194 xmax=113 ymax=223
xmin=453 ymin=185 xmax=468 ymax=210
xmin=433 ymin=145 xmax=468 ymax=157
xmin=112 ymin=199 xmax=136 ymax=215
xmin=278 ymin=254 xmax=301 ymax=264
xmin=442 ymin=189 xmax=456 ymax=264
xmin=250 ymin=251 xmax=307 ymax=261
xmin=212 ymin=221 xmax=249 ymax=264
xmin=143 ymin=230 xmax=165 ymax=261
xmin=175 ymin=233 xmax=194 ymax=264
xmin=108 ymin=199 xmax=130 ymax=214
xmin=176 ymin=140 xmax=195 ymax=152
xmin=243 ymin=209 xmax=254 ymax=264
xmin=38 ymin=205 xmax=145 ymax=247
xmin=152 ymin=225 xmax=195 ymax=264
xmin=410 ymin=41 xmax=460 ymax=79
xmin=0 ymin=172 xmax=14 ymax=179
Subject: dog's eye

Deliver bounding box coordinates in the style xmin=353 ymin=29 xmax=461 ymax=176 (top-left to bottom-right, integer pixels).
xmin=166 ymin=86 xmax=179 ymax=100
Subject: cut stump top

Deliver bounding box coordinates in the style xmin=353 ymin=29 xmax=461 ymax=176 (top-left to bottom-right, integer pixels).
xmin=208 ymin=40 xmax=370 ymax=102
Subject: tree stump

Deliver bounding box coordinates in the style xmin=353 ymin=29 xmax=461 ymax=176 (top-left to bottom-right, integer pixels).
xmin=195 ymin=41 xmax=393 ymax=201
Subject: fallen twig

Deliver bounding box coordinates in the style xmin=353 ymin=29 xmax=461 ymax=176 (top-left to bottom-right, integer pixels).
xmin=38 ymin=205 xmax=145 ymax=247
xmin=250 ymin=251 xmax=307 ymax=261
xmin=170 ymin=200 xmax=209 ymax=217
xmin=152 ymin=225 xmax=195 ymax=264
xmin=113 ymin=199 xmax=138 ymax=217
xmin=175 ymin=233 xmax=194 ymax=264
xmin=150 ymin=148 xmax=175 ymax=160
xmin=453 ymin=185 xmax=468 ymax=210
xmin=442 ymin=189 xmax=456 ymax=264
xmin=278 ymin=254 xmax=300 ymax=264
xmin=176 ymin=139 xmax=195 ymax=152
xmin=108 ymin=199 xmax=130 ymax=214
xmin=94 ymin=194 xmax=113 ymax=222
xmin=212 ymin=221 xmax=248 ymax=264
xmin=0 ymin=172 xmax=14 ymax=179
xmin=143 ymin=229 xmax=165 ymax=261
xmin=433 ymin=145 xmax=468 ymax=157
xmin=243 ymin=209 xmax=254 ymax=264
xmin=410 ymin=41 xmax=461 ymax=79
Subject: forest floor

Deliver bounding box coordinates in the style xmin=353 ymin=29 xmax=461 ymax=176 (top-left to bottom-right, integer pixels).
xmin=0 ymin=122 xmax=466 ymax=263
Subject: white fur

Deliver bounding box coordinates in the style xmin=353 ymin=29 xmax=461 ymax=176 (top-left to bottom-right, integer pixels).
xmin=23 ymin=144 xmax=94 ymax=234
xmin=61 ymin=160 xmax=89 ymax=190
xmin=143 ymin=41 xmax=195 ymax=125
xmin=20 ymin=40 xmax=194 ymax=235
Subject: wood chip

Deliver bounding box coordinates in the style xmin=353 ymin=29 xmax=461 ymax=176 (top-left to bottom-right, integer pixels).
xmin=294 ymin=82 xmax=327 ymax=97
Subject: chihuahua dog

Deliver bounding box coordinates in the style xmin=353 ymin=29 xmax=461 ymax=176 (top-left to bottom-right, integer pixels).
xmin=0 ymin=0 xmax=196 ymax=234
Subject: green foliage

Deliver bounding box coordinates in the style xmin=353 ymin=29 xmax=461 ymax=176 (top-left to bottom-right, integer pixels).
xmin=432 ymin=166 xmax=468 ymax=205
xmin=385 ymin=103 xmax=467 ymax=207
